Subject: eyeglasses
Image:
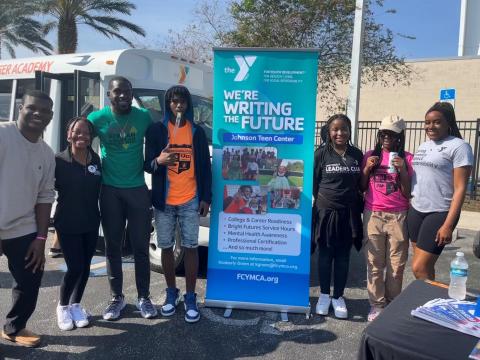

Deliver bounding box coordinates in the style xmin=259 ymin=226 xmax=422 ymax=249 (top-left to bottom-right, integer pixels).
xmin=379 ymin=131 xmax=400 ymax=139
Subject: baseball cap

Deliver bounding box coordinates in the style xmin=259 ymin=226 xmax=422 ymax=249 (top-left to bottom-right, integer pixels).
xmin=379 ymin=115 xmax=405 ymax=134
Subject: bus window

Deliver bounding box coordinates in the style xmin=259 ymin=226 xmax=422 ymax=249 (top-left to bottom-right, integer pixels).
xmin=192 ymin=95 xmax=212 ymax=144
xmin=0 ymin=80 xmax=12 ymax=121
xmin=134 ymin=89 xmax=165 ymax=123
xmin=79 ymin=77 xmax=100 ymax=116
xmin=134 ymin=89 xmax=212 ymax=144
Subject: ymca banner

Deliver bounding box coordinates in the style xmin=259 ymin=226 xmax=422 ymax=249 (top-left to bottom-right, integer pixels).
xmin=205 ymin=48 xmax=318 ymax=314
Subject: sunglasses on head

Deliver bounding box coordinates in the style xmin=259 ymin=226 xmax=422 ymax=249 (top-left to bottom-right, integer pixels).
xmin=379 ymin=130 xmax=400 ymax=139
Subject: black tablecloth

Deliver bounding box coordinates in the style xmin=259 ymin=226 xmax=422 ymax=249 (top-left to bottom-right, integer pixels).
xmin=358 ymin=280 xmax=479 ymax=360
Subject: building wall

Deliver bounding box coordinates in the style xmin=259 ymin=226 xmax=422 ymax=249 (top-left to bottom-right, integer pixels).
xmin=317 ymin=56 xmax=480 ymax=122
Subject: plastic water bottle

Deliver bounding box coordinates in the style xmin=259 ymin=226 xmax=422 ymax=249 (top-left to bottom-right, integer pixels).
xmin=448 ymin=252 xmax=469 ymax=300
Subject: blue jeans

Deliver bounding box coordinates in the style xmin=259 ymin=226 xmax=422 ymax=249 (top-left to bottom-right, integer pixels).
xmin=154 ymin=197 xmax=199 ymax=249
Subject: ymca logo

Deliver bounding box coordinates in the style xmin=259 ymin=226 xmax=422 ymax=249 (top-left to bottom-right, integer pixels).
xmin=233 ymin=55 xmax=257 ymax=81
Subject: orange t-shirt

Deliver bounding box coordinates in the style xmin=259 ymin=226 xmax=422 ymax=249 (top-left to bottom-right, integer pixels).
xmin=166 ymin=121 xmax=197 ymax=205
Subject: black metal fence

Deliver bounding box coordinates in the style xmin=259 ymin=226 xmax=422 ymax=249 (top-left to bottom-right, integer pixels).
xmin=315 ymin=119 xmax=480 ymax=199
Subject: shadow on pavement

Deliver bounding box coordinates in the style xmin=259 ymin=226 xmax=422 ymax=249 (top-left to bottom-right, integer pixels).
xmin=0 ymin=317 xmax=337 ymax=360
xmin=0 ymin=269 xmax=65 ymax=290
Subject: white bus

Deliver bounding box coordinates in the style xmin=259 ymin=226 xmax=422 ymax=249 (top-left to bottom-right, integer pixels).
xmin=0 ymin=49 xmax=213 ymax=272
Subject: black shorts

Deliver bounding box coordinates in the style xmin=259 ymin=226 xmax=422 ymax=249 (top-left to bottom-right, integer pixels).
xmin=407 ymin=207 xmax=458 ymax=255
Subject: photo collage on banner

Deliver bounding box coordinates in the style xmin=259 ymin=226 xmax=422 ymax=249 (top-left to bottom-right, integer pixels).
xmin=206 ymin=48 xmax=318 ymax=313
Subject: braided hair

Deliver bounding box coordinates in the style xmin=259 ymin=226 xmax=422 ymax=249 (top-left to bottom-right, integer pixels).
xmin=370 ymin=127 xmax=406 ymax=174
xmin=425 ymin=102 xmax=462 ymax=139
xmin=66 ymin=116 xmax=94 ymax=154
xmin=324 ymin=113 xmax=353 ymax=155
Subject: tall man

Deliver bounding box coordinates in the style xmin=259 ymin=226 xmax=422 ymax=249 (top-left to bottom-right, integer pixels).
xmin=0 ymin=90 xmax=55 ymax=347
xmin=88 ymin=76 xmax=156 ymax=320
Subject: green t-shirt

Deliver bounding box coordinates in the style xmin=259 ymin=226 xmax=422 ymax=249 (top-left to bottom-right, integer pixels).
xmin=88 ymin=106 xmax=152 ymax=188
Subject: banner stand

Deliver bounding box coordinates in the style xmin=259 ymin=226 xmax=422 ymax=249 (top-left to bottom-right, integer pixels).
xmin=205 ymin=47 xmax=318 ymax=320
xmin=204 ymin=299 xmax=312 ymax=320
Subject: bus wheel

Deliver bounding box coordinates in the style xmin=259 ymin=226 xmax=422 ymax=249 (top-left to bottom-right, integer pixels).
xmin=149 ymin=221 xmax=185 ymax=273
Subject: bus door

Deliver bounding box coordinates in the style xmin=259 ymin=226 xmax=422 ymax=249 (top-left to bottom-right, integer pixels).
xmin=74 ymin=70 xmax=100 ymax=117
xmin=35 ymin=70 xmax=100 ymax=152
xmin=74 ymin=70 xmax=101 ymax=152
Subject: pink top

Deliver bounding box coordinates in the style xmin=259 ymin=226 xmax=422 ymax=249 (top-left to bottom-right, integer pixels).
xmin=362 ymin=150 xmax=414 ymax=212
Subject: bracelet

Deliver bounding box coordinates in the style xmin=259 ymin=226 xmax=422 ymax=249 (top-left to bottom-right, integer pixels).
xmin=35 ymin=235 xmax=47 ymax=241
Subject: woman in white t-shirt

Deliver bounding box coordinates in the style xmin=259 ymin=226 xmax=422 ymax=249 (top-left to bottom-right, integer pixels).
xmin=408 ymin=102 xmax=473 ymax=280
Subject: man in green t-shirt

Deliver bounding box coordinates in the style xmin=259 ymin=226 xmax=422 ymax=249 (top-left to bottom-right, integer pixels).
xmin=88 ymin=76 xmax=156 ymax=320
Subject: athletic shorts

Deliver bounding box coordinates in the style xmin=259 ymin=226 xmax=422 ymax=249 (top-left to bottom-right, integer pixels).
xmin=406 ymin=207 xmax=458 ymax=255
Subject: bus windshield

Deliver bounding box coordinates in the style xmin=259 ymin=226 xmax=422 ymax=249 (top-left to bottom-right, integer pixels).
xmin=134 ymin=88 xmax=213 ymax=144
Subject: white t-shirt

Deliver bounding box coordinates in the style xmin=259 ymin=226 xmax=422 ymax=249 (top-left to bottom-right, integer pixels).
xmin=0 ymin=122 xmax=55 ymax=239
xmin=411 ymin=136 xmax=473 ymax=212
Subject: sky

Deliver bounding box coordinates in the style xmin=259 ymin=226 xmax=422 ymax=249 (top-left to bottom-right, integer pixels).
xmin=10 ymin=0 xmax=461 ymax=60
xmin=376 ymin=0 xmax=460 ymax=59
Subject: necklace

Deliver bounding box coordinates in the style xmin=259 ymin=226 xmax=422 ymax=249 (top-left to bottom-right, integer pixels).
xmin=112 ymin=110 xmax=130 ymax=140
xmin=118 ymin=118 xmax=130 ymax=139
xmin=334 ymin=146 xmax=348 ymax=162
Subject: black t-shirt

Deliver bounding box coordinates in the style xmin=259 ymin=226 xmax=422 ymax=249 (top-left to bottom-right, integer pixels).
xmin=54 ymin=148 xmax=102 ymax=234
xmin=313 ymin=145 xmax=363 ymax=209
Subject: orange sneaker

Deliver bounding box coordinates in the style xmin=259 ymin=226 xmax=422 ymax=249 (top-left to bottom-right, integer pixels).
xmin=1 ymin=328 xmax=41 ymax=347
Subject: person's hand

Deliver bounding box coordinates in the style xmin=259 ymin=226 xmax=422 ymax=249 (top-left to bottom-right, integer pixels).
xmin=156 ymin=145 xmax=176 ymax=166
xmin=365 ymin=156 xmax=379 ymax=171
xmin=25 ymin=239 xmax=46 ymax=273
xmin=435 ymin=225 xmax=453 ymax=246
xmin=392 ymin=156 xmax=406 ymax=172
xmin=198 ymin=201 xmax=210 ymax=217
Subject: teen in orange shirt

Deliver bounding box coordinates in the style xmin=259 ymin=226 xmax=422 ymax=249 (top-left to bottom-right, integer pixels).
xmin=144 ymin=85 xmax=212 ymax=323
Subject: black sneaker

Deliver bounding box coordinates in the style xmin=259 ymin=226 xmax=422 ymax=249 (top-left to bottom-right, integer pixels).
xmin=103 ymin=295 xmax=126 ymax=321
xmin=137 ymin=297 xmax=158 ymax=319
xmin=122 ymin=254 xmax=135 ymax=263
xmin=48 ymin=248 xmax=62 ymax=258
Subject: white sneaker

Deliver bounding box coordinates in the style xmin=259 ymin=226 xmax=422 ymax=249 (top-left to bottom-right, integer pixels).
xmin=70 ymin=303 xmax=90 ymax=328
xmin=367 ymin=306 xmax=382 ymax=322
xmin=332 ymin=297 xmax=348 ymax=319
xmin=56 ymin=304 xmax=74 ymax=331
xmin=315 ymin=294 xmax=331 ymax=315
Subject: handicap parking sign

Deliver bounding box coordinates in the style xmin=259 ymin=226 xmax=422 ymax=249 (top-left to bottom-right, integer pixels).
xmin=440 ymin=88 xmax=456 ymax=100
xmin=439 ymin=88 xmax=455 ymax=108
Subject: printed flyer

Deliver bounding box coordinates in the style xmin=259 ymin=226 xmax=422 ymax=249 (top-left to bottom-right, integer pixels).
xmin=205 ymin=48 xmax=318 ymax=313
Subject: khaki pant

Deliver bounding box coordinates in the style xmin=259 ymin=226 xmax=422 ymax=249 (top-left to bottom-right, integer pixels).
xmin=363 ymin=210 xmax=409 ymax=308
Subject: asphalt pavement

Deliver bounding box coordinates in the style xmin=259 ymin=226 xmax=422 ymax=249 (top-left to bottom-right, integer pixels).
xmin=0 ymin=227 xmax=479 ymax=360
